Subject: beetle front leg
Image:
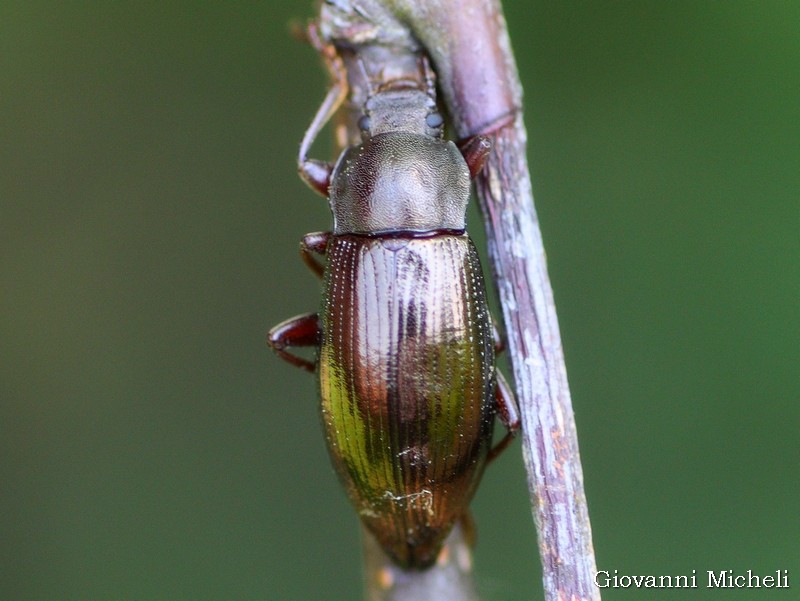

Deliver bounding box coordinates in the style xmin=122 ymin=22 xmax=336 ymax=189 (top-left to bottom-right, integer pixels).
xmin=487 ymin=370 xmax=521 ymax=463
xmin=457 ymin=135 xmax=492 ymax=179
xmin=300 ymin=231 xmax=330 ymax=279
xmin=267 ymin=312 xmax=320 ymax=373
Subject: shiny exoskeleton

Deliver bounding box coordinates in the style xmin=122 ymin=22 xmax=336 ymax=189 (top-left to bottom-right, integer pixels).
xmin=269 ymin=40 xmax=519 ymax=569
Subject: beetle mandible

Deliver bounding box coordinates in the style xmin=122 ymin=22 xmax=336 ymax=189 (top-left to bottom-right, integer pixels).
xmin=268 ymin=32 xmax=519 ymax=570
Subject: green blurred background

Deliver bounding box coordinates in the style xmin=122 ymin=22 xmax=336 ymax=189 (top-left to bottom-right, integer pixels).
xmin=2 ymin=2 xmax=798 ymax=600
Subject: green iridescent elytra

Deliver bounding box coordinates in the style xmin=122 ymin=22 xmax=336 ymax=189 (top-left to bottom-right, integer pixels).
xmin=319 ymin=233 xmax=496 ymax=568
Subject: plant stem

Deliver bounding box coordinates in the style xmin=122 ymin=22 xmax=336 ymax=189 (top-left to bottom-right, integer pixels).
xmin=399 ymin=3 xmax=601 ymax=598
xmin=315 ymin=1 xmax=600 ymax=599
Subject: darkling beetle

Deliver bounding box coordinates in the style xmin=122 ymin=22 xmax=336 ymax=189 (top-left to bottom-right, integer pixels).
xmin=268 ymin=33 xmax=520 ymax=570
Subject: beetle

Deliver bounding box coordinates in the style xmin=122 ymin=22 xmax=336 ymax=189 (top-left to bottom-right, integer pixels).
xmin=268 ymin=37 xmax=519 ymax=569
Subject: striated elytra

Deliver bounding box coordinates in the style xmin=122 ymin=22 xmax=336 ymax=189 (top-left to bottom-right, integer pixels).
xmin=320 ymin=233 xmax=493 ymax=567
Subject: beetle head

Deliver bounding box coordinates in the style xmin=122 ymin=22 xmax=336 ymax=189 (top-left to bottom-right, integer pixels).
xmin=358 ymin=88 xmax=444 ymax=140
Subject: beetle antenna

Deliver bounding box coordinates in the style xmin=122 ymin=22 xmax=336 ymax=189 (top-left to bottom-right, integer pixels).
xmin=420 ymin=54 xmax=437 ymax=100
xmin=298 ymin=23 xmax=348 ymax=171
xmin=355 ymin=55 xmax=376 ymax=103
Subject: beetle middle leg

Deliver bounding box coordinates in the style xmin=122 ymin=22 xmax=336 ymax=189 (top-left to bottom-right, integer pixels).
xmin=267 ymin=313 xmax=320 ymax=373
xmin=487 ymin=318 xmax=520 ymax=462
xmin=487 ymin=371 xmax=521 ymax=463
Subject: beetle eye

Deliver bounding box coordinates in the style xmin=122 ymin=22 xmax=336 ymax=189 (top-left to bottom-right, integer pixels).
xmin=426 ymin=112 xmax=444 ymax=128
xmin=358 ymin=114 xmax=371 ymax=131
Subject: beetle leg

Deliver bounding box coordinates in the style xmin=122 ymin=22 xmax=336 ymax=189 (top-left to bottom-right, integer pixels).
xmin=298 ymin=22 xmax=348 ymax=197
xmin=487 ymin=370 xmax=521 ymax=463
xmin=267 ymin=312 xmax=320 ymax=373
xmin=457 ymin=135 xmax=492 ymax=179
xmin=301 ymin=231 xmax=330 ymax=279
xmin=299 ymin=160 xmax=334 ymax=197
xmin=492 ymin=320 xmax=506 ymax=354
